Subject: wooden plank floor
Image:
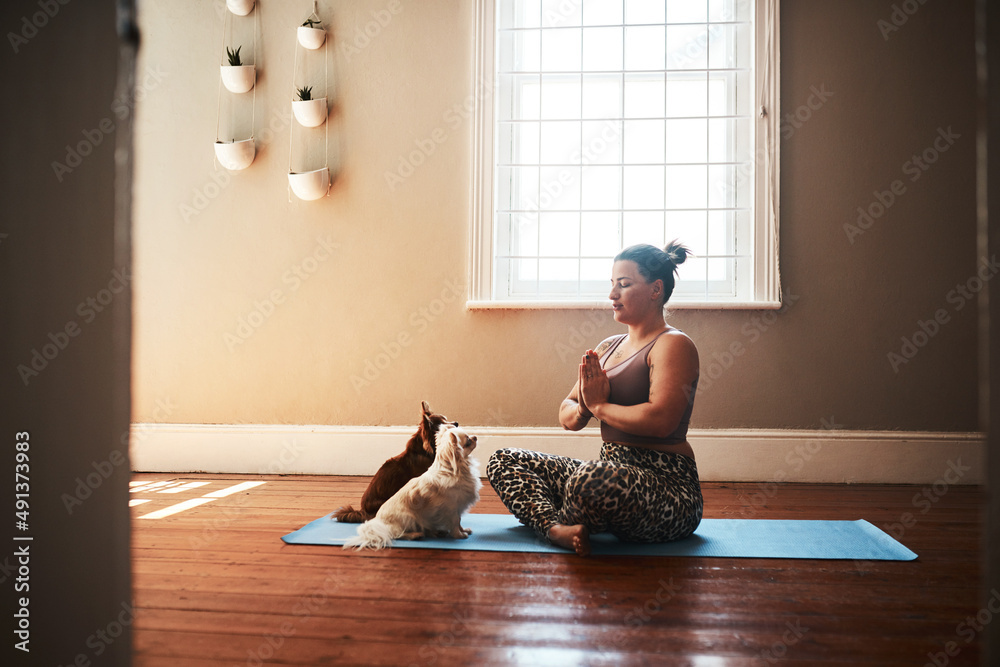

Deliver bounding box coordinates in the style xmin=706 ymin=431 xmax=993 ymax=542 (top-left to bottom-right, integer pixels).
xmin=130 ymin=474 xmax=985 ymax=666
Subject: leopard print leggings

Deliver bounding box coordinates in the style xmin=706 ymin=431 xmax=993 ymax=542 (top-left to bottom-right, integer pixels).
xmin=487 ymin=443 xmax=703 ymax=543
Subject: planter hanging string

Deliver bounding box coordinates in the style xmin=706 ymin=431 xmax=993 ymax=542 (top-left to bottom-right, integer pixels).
xmin=215 ymin=3 xmax=258 ymax=168
xmin=288 ymin=1 xmax=330 ymax=201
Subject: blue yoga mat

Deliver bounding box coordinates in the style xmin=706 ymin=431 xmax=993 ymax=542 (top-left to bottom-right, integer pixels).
xmin=281 ymin=513 xmax=917 ymax=560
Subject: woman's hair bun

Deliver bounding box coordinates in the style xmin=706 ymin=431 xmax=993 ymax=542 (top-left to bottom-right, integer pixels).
xmin=663 ymin=239 xmax=691 ymax=267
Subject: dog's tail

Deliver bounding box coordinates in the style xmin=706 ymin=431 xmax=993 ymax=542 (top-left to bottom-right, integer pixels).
xmin=331 ymin=505 xmax=367 ymax=523
xmin=343 ymin=518 xmax=397 ymax=550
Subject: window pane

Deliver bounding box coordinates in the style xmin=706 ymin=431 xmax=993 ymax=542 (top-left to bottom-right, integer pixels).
xmin=665 ymin=210 xmax=707 ymax=255
xmin=539 ymin=258 xmax=579 ymax=282
xmin=496 ymin=165 xmax=539 ymax=210
xmin=708 ymin=22 xmax=752 ymax=70
xmin=622 ymin=210 xmax=664 ymax=247
xmin=539 ymin=165 xmax=581 ymax=209
xmin=676 ymin=256 xmax=706 ymax=289
xmin=539 ymin=121 xmax=581 ymax=164
xmin=541 ymin=28 xmax=582 ymax=70
xmin=489 ymin=0 xmax=765 ymax=303
xmin=581 ymin=257 xmax=613 ymax=282
xmin=665 ymin=118 xmax=707 ymax=163
xmin=499 ymin=0 xmax=541 ymax=29
xmin=499 ymin=30 xmax=540 ymax=72
xmin=709 ymin=0 xmax=751 ymax=23
xmin=539 ymin=212 xmax=580 ymax=256
xmin=625 ymin=0 xmax=664 ymax=25
xmin=707 ymin=209 xmax=734 ymax=255
xmin=540 ymin=77 xmax=581 ymax=119
xmin=497 ymin=121 xmax=540 ymax=165
xmin=665 ymin=164 xmax=707 ymax=208
xmin=666 ymin=72 xmax=707 ymax=117
xmin=624 ymin=25 xmax=665 ymax=71
xmin=623 ymin=165 xmax=665 ymax=209
xmin=667 ymin=0 xmax=708 ymax=23
xmin=624 ymin=75 xmax=664 ymax=118
xmin=581 ymin=166 xmax=622 ymax=209
xmin=667 ymin=25 xmax=709 ymax=71
xmin=510 ymin=212 xmax=539 ymax=255
xmin=582 ymin=27 xmax=623 ymax=72
xmin=581 ymin=211 xmax=620 ymax=255
xmin=580 ymin=120 xmax=622 ymax=165
xmin=582 ymin=0 xmax=623 ymax=26
xmin=708 ymin=117 xmax=750 ymax=163
xmin=581 ymin=75 xmax=622 ymax=119
xmin=624 ymin=119 xmax=665 ymax=164
xmin=542 ymin=0 xmax=582 ymax=27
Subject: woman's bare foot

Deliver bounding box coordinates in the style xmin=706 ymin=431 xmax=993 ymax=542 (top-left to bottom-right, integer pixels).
xmin=547 ymin=523 xmax=591 ymax=557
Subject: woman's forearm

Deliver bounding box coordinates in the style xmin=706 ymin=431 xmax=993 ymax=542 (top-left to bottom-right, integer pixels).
xmin=589 ymin=401 xmax=680 ymax=439
xmin=559 ymin=399 xmax=591 ymax=431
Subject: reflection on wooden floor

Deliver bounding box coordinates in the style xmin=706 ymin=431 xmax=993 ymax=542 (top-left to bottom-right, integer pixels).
xmin=131 ymin=473 xmax=984 ymax=666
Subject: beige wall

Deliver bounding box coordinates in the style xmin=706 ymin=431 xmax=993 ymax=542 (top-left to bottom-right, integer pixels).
xmin=133 ymin=0 xmax=979 ymax=432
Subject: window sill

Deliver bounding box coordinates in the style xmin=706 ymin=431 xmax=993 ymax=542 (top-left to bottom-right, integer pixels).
xmin=466 ymin=300 xmax=784 ymax=311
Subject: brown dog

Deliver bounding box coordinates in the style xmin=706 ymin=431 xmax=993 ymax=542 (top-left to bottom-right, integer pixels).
xmin=332 ymin=401 xmax=457 ymax=523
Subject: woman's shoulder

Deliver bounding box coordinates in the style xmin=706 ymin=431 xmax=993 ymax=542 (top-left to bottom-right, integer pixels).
xmin=593 ymin=334 xmax=626 ymax=357
xmin=650 ymin=328 xmax=699 ymax=362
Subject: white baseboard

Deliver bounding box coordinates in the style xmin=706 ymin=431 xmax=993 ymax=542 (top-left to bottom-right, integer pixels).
xmin=129 ymin=424 xmax=986 ymax=485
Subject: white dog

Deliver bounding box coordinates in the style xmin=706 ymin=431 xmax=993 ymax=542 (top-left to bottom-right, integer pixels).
xmin=344 ymin=425 xmax=481 ymax=550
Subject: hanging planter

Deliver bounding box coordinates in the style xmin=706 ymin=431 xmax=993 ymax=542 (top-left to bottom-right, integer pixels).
xmin=214 ymin=139 xmax=256 ymax=171
xmin=297 ymin=18 xmax=326 ymax=50
xmin=227 ymin=0 xmax=255 ymax=16
xmin=287 ymin=4 xmax=332 ymax=201
xmin=292 ymin=86 xmax=327 ymax=127
xmin=221 ymin=46 xmax=255 ymax=93
xmin=221 ymin=65 xmax=255 ymax=93
xmin=288 ymin=167 xmax=331 ymax=201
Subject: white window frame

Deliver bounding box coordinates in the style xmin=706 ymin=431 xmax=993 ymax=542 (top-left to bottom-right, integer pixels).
xmin=469 ymin=0 xmax=781 ymax=309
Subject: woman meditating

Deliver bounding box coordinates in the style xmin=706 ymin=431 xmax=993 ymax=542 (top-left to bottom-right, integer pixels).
xmin=487 ymin=241 xmax=702 ymax=556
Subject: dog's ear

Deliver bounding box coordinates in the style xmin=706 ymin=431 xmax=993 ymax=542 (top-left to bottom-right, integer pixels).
xmin=435 ymin=430 xmax=459 ymax=475
xmin=421 ymin=400 xmax=432 ymax=415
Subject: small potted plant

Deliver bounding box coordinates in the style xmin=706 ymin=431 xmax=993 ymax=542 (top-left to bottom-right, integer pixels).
xmin=297 ymin=17 xmax=326 ymax=50
xmin=226 ymin=0 xmax=255 ymax=16
xmin=221 ymin=45 xmax=255 ymax=94
xmin=291 ymin=85 xmax=328 ymax=127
